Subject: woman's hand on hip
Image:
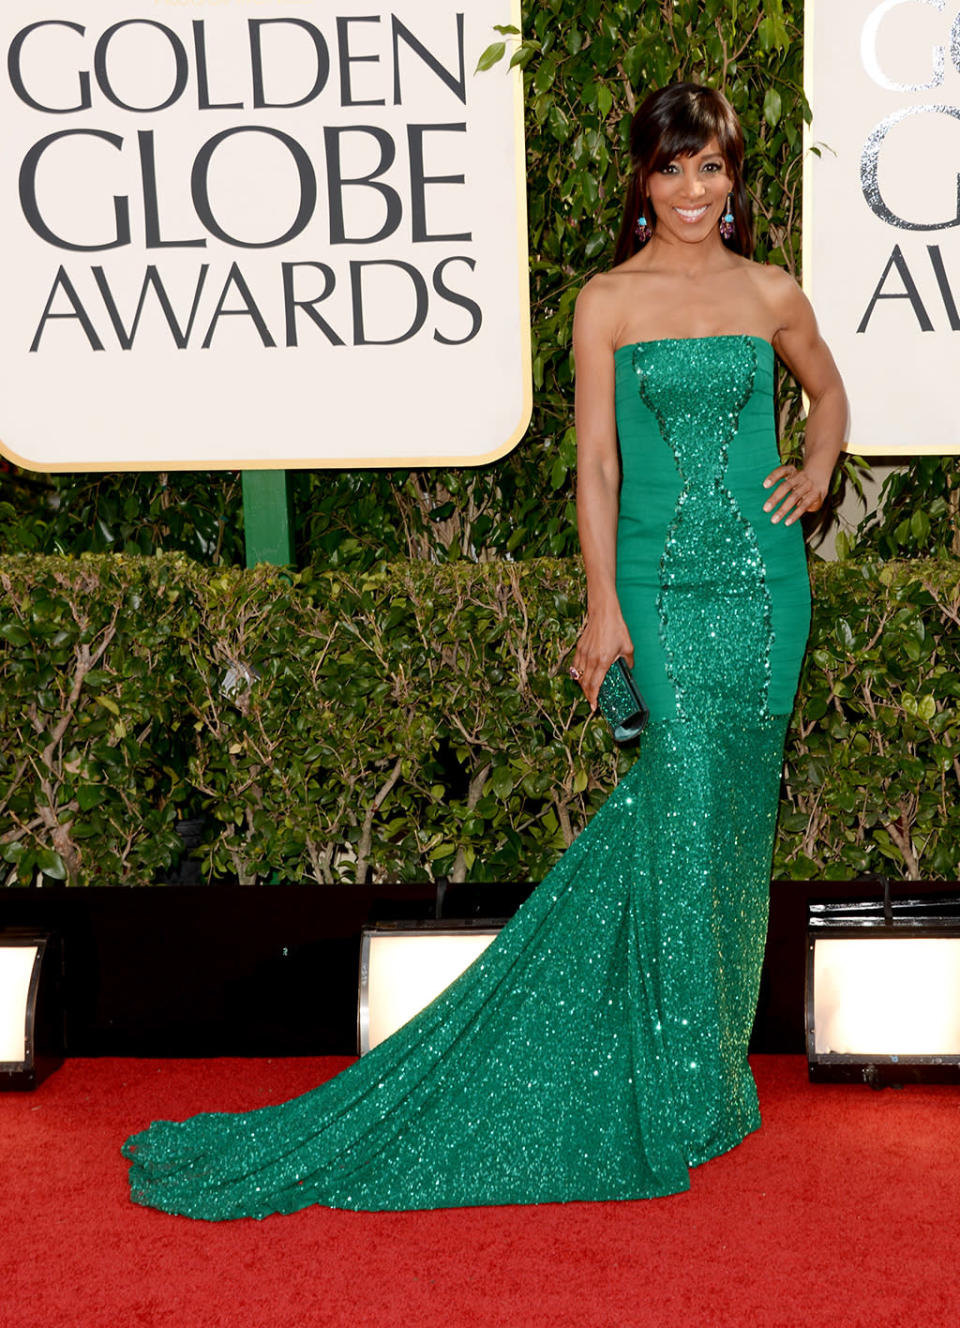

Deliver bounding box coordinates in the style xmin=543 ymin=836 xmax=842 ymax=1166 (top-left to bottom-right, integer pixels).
xmin=572 ymin=611 xmax=635 ymax=712
xmin=761 ymin=463 xmax=828 ymax=526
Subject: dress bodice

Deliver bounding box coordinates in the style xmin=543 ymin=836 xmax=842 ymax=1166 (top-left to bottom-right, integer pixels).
xmin=613 ymin=335 xmax=809 ymax=722
xmin=614 ymin=334 xmax=778 ymax=542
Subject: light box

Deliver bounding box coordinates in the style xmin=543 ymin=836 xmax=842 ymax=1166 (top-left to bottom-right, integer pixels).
xmin=806 ymin=894 xmax=960 ymax=1085
xmin=358 ymin=921 xmax=503 ymax=1054
xmin=0 ymin=931 xmax=63 ymax=1090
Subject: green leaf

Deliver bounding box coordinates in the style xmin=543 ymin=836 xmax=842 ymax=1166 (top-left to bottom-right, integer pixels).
xmin=489 ymin=766 xmax=515 ymax=799
xmin=910 ymin=509 xmax=931 ymax=544
xmin=547 ymin=103 xmax=571 ymax=142
xmin=509 ymin=45 xmax=536 ymax=71
xmin=36 ymin=849 xmax=67 ymax=880
xmin=0 ymin=622 xmax=30 ymax=646
xmin=835 ymin=619 xmax=855 ymax=651
xmin=917 ymin=694 xmax=937 ymax=722
xmin=805 ymin=693 xmax=829 ymax=722
xmin=584 ymin=232 xmax=606 ymax=260
xmin=77 ymin=784 xmax=107 ymax=811
xmin=475 ymin=41 xmax=505 ymax=72
xmin=763 ymin=88 xmax=782 ymax=128
xmin=533 ymin=59 xmax=555 ymax=94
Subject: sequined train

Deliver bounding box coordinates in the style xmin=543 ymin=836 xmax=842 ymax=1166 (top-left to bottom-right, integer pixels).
xmin=122 ymin=335 xmax=811 ymax=1220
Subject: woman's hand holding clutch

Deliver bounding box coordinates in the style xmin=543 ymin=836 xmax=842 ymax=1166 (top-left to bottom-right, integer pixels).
xmin=571 ymin=610 xmax=635 ymax=712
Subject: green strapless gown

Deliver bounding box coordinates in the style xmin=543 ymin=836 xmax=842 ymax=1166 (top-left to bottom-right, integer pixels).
xmin=122 ymin=335 xmax=810 ymax=1219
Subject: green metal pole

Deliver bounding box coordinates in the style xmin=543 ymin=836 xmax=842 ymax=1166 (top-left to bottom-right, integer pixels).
xmin=242 ymin=471 xmax=294 ymax=568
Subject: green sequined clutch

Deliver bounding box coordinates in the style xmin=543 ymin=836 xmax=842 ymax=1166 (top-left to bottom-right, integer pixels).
xmin=597 ymin=658 xmax=650 ymax=744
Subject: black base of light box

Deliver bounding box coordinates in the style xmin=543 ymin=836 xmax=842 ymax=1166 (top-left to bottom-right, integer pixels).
xmin=809 ymin=1060 xmax=960 ymax=1087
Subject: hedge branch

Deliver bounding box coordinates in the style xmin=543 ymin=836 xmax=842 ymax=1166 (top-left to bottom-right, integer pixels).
xmin=450 ymin=762 xmax=492 ymax=884
xmin=355 ymin=757 xmax=404 ymax=884
xmin=883 ymin=811 xmax=919 ymax=877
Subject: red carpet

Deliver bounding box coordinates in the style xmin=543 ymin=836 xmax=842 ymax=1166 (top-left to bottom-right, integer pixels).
xmin=1 ymin=1056 xmax=958 ymax=1328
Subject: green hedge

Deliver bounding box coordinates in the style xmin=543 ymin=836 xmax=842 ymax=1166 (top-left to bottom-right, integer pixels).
xmin=2 ymin=554 xmax=959 ymax=886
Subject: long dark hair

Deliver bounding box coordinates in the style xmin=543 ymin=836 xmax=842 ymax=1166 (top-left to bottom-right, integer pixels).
xmin=613 ymin=83 xmax=753 ymax=263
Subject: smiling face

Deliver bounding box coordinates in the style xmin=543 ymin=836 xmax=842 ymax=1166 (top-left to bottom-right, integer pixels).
xmin=644 ymin=138 xmax=734 ymax=247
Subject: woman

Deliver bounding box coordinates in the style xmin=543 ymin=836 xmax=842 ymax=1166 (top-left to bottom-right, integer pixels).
xmin=572 ymin=82 xmax=844 ymax=714
xmin=123 ymin=83 xmax=846 ymax=1220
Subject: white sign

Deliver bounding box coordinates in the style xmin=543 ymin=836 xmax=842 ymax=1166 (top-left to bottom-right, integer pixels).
xmin=804 ymin=0 xmax=960 ymax=454
xmin=0 ymin=1 xmax=530 ymax=471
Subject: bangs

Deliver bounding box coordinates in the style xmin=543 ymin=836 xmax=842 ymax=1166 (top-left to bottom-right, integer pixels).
xmin=647 ymin=124 xmax=727 ymax=171
xmin=637 ymin=88 xmax=742 ymax=177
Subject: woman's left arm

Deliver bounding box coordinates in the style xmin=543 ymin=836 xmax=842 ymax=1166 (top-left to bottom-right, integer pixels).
xmin=765 ymin=273 xmax=849 ymax=526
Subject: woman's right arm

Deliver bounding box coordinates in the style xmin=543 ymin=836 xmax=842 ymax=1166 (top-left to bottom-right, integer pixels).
xmin=571 ymin=280 xmax=635 ymax=711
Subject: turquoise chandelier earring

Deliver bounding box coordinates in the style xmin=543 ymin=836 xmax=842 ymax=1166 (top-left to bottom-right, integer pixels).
xmin=719 ymin=194 xmax=735 ymax=241
xmin=635 ymin=207 xmax=653 ymax=245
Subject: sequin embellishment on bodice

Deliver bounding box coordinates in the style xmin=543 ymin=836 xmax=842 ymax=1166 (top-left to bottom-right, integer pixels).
xmin=633 ymin=337 xmax=773 ymax=721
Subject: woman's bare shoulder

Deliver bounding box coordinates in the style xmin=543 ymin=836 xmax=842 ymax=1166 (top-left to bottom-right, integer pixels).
xmin=747 ymin=260 xmax=802 ymax=300
xmin=573 ymin=271 xmax=628 ymax=345
xmin=575 ymin=265 xmax=645 ymax=328
xmin=741 ymin=260 xmax=808 ymax=326
xmin=576 ymin=269 xmax=627 ymax=305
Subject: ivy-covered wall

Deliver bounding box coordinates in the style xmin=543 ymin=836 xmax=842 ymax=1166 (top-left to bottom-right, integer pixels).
xmin=2 ymin=554 xmax=959 ymax=887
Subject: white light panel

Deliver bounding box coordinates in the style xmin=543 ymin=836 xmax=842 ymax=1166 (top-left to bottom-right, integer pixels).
xmin=363 ymin=931 xmax=499 ymax=1052
xmin=814 ymin=937 xmax=960 ymax=1056
xmin=0 ymin=945 xmax=38 ymax=1063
